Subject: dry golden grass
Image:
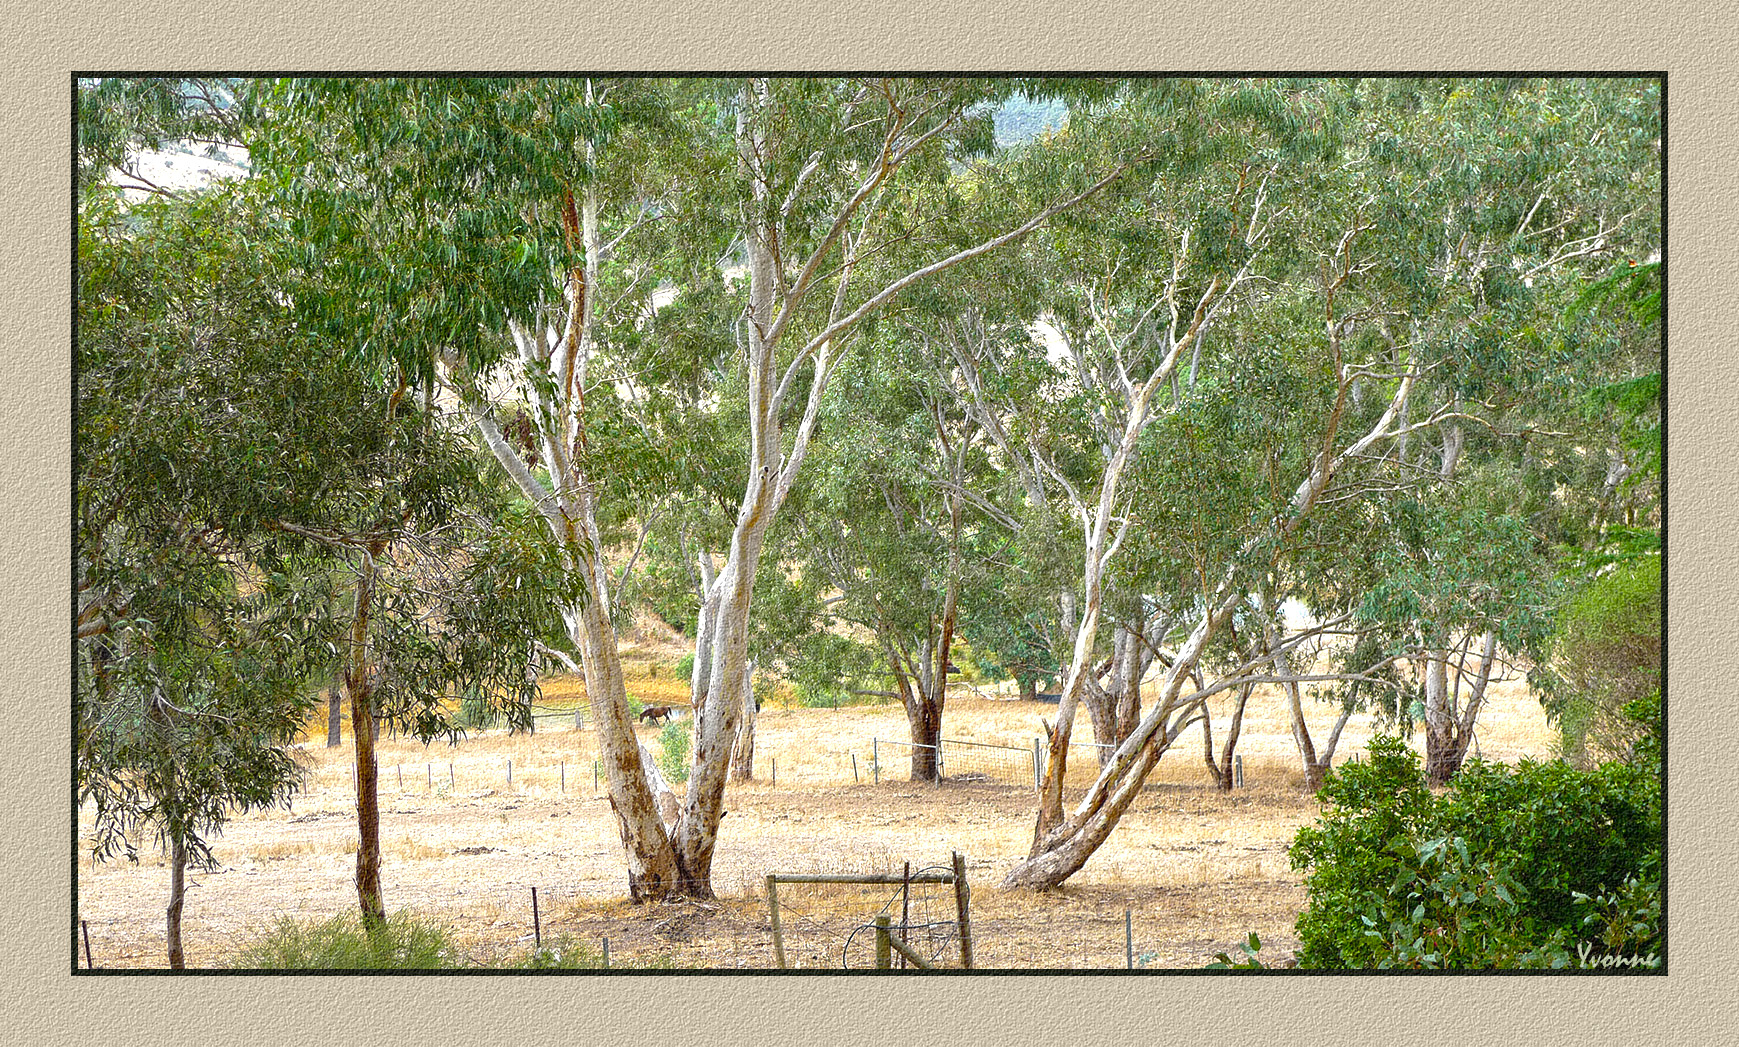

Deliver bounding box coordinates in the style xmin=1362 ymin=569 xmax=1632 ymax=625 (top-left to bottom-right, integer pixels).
xmin=78 ymin=645 xmax=1556 ymax=970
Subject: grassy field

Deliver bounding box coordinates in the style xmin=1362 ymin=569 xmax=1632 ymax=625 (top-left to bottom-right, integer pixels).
xmin=75 ymin=644 xmax=1556 ymax=970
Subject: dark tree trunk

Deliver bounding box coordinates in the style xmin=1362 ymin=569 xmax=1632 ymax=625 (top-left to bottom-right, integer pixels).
xmin=910 ymin=707 xmax=941 ymax=782
xmin=326 ymin=672 xmax=342 ymax=747
xmin=1202 ymin=680 xmax=1255 ymax=792
xmin=165 ymin=834 xmax=187 ymax=969
xmin=347 ymin=542 xmax=387 ymax=933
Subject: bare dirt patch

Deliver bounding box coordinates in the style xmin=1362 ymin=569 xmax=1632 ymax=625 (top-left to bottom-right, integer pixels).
xmin=75 ymin=660 xmax=1554 ymax=970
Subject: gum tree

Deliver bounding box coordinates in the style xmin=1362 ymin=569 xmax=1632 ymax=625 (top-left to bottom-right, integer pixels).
xmin=257 ymin=76 xmax=1134 ymax=899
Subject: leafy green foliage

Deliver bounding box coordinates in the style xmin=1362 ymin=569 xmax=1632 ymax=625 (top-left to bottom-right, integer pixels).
xmin=657 ymin=719 xmax=692 ymax=783
xmin=1205 ymin=933 xmax=1268 ymax=969
xmin=1290 ymin=736 xmax=1661 ymax=968
xmin=227 ymin=912 xmax=679 ymax=969
xmin=228 ymin=911 xmax=456 ymax=970
xmin=1540 ymin=555 xmax=1661 ymax=765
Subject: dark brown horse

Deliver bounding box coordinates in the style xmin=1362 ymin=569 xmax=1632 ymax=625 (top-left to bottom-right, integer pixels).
xmin=638 ymin=705 xmax=675 ymax=725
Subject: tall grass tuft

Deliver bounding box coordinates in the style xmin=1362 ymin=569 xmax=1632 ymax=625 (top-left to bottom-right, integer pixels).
xmin=228 ymin=911 xmax=456 ymax=969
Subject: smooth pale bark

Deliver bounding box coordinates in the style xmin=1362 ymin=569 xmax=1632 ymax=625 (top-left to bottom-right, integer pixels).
xmin=1032 ymin=272 xmax=1230 ymax=848
xmin=1418 ymin=423 xmax=1498 ymax=785
xmin=456 ymin=80 xmax=1130 ymax=899
xmin=1422 ymin=631 xmax=1497 ymax=785
xmin=573 ymin=591 xmax=683 ymax=899
xmin=1003 ymin=365 xmax=1419 ymax=890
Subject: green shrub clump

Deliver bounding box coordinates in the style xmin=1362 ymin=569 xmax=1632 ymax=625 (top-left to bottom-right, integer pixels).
xmin=1289 ymin=733 xmax=1661 ymax=969
xmin=658 ymin=719 xmax=692 ymax=783
xmin=228 ymin=911 xmax=457 ymax=969
xmin=230 ymin=913 xmax=679 ymax=969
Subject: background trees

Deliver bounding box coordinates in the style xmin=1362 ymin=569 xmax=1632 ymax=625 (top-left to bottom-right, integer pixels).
xmin=78 ymin=75 xmax=1661 ymax=920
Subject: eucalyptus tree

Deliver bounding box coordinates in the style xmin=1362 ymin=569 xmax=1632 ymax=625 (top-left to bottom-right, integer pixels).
xmin=256 ymin=76 xmax=1135 ymax=900
xmin=79 ymin=81 xmax=556 ymax=951
xmin=1318 ymin=77 xmax=1660 ymax=784
xmin=779 ymin=332 xmax=993 ymax=781
xmin=936 ymin=79 xmax=1346 ymax=846
xmin=997 ymin=79 xmax=1458 ymax=889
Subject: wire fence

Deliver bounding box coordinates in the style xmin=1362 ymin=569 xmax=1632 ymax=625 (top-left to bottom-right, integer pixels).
xmin=295 ymin=736 xmax=1176 ymax=804
xmin=766 ymin=863 xmax=966 ymax=969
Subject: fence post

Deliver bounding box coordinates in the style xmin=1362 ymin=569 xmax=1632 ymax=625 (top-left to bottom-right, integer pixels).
xmin=1234 ymin=754 xmax=1244 ymax=789
xmin=852 ymin=753 xmax=859 ymax=783
xmin=1033 ymin=738 xmax=1041 ymax=792
xmin=426 ymin=763 xmax=432 ymax=790
xmin=449 ymin=763 xmax=455 ymax=789
xmin=532 ymin=887 xmax=541 ymax=950
xmin=560 ymin=761 xmax=566 ymax=794
xmin=397 ymin=765 xmax=403 ymax=790
xmin=81 ymin=919 xmax=93 ymax=969
xmin=900 ymin=862 xmax=912 ymax=970
xmin=952 ymin=851 xmax=974 ymax=970
xmin=602 ymin=937 xmax=609 ymax=968
xmin=772 ymin=757 xmax=776 ymax=787
xmin=874 ymin=915 xmax=892 ymax=970
xmin=508 ymin=759 xmax=512 ymax=786
xmin=872 ymin=738 xmax=879 ymax=785
xmin=1126 ymin=909 xmax=1133 ymax=969
xmin=767 ymin=876 xmax=787 ymax=969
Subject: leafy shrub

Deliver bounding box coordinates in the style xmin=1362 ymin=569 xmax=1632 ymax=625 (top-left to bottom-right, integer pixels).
xmin=1206 ymin=933 xmax=1269 ymax=969
xmin=1289 ymin=735 xmax=1660 ymax=969
xmin=231 ymin=914 xmax=683 ymax=969
xmin=657 ymin=719 xmax=691 ymax=783
xmin=1543 ymin=554 xmax=1660 ymax=766
xmin=675 ymin=652 xmax=694 ymax=682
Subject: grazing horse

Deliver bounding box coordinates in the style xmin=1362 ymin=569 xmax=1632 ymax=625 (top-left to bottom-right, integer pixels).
xmin=638 ymin=705 xmax=675 ymax=726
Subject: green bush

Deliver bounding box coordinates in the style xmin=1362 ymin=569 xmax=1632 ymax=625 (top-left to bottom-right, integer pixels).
xmin=230 ymin=913 xmax=684 ymax=969
xmin=675 ymin=652 xmax=694 ymax=682
xmin=1545 ymin=555 xmax=1661 ymax=766
xmin=1289 ymin=735 xmax=1661 ymax=969
xmin=657 ymin=719 xmax=691 ymax=783
xmin=229 ymin=911 xmax=456 ymax=969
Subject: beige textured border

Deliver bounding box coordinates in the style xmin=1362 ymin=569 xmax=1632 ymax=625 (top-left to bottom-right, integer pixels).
xmin=7 ymin=7 xmax=1726 ymax=1045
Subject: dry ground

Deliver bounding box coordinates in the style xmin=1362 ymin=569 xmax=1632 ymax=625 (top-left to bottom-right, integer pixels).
xmin=75 ymin=648 xmax=1556 ymax=970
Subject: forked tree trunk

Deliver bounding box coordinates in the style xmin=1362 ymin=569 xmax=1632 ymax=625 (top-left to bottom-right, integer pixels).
xmin=1005 ymin=356 xmax=1419 ymax=890
xmin=1006 ymin=591 xmax=1239 ymax=888
xmin=889 ymin=651 xmax=945 ymax=783
xmin=1422 ymin=632 xmax=1497 ymax=785
xmin=571 ymin=593 xmax=683 ymax=901
xmin=1082 ymin=617 xmax=1157 ymax=765
xmin=1201 ymin=679 xmax=1256 ymax=791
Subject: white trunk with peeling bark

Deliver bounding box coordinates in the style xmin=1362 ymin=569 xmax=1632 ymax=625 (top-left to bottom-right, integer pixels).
xmin=1004 ymin=359 xmax=1419 ymax=890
